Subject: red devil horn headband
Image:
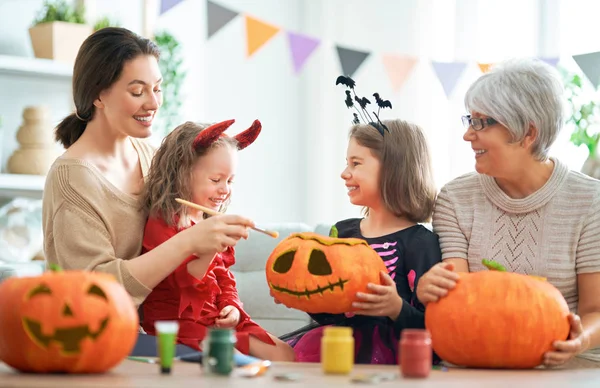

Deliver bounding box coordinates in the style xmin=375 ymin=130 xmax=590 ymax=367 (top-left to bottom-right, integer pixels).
xmin=192 ymin=119 xmax=262 ymax=150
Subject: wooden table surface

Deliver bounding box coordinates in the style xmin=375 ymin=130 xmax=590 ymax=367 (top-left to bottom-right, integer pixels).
xmin=1 ymin=359 xmax=600 ymax=387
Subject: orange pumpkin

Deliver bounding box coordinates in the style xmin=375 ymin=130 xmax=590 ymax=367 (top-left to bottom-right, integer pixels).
xmin=425 ymin=260 xmax=570 ymax=369
xmin=0 ymin=267 xmax=139 ymax=373
xmin=265 ymin=229 xmax=387 ymax=314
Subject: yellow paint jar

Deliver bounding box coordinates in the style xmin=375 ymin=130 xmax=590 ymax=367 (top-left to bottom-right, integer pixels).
xmin=321 ymin=326 xmax=354 ymax=374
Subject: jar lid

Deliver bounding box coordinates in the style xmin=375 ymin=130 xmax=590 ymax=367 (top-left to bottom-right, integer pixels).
xmin=323 ymin=326 xmax=353 ymax=337
xmin=208 ymin=328 xmax=235 ymax=338
xmin=401 ymin=329 xmax=431 ymax=340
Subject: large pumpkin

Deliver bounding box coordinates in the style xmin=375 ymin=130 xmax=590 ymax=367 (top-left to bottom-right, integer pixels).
xmin=425 ymin=260 xmax=570 ymax=369
xmin=0 ymin=267 xmax=139 ymax=373
xmin=265 ymin=228 xmax=387 ymax=314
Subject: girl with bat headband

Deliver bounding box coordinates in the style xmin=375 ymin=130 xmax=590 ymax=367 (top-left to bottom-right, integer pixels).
xmin=278 ymin=76 xmax=442 ymax=364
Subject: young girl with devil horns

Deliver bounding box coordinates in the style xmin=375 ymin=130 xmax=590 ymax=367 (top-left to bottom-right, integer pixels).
xmin=139 ymin=119 xmax=295 ymax=361
xmin=282 ymin=79 xmax=443 ymax=364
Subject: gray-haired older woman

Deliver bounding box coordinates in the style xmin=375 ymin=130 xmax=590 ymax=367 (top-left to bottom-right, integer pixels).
xmin=417 ymin=58 xmax=600 ymax=368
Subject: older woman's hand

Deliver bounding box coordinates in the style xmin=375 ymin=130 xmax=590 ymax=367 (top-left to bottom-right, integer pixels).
xmin=543 ymin=313 xmax=590 ymax=367
xmin=416 ymin=262 xmax=460 ymax=304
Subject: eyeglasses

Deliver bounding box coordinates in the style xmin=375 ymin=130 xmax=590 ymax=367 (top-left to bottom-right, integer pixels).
xmin=461 ymin=115 xmax=498 ymax=131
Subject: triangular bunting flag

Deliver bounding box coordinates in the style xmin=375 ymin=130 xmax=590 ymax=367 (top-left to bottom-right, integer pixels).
xmin=245 ymin=15 xmax=280 ymax=57
xmin=539 ymin=57 xmax=560 ymax=68
xmin=382 ymin=54 xmax=418 ymax=92
xmin=478 ymin=63 xmax=494 ymax=73
xmin=573 ymin=52 xmax=600 ymax=88
xmin=287 ymin=32 xmax=320 ymax=74
xmin=336 ymin=46 xmax=370 ymax=78
xmin=207 ymin=0 xmax=239 ymax=38
xmin=431 ymin=61 xmax=468 ymax=98
xmin=160 ymin=0 xmax=184 ymax=15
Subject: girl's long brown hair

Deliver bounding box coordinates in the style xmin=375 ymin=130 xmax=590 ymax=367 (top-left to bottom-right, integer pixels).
xmin=350 ymin=119 xmax=437 ymax=223
xmin=141 ymin=121 xmax=238 ymax=227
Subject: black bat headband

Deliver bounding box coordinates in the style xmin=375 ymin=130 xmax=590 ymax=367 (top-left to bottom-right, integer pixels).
xmin=336 ymin=75 xmax=392 ymax=136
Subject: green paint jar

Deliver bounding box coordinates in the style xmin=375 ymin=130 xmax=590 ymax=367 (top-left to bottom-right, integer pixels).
xmin=202 ymin=328 xmax=236 ymax=375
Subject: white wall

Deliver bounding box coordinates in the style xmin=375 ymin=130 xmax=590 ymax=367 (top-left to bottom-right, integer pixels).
xmin=0 ymin=0 xmax=597 ymax=227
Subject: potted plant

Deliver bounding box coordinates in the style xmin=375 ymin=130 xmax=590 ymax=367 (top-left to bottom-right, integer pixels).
xmin=29 ymin=0 xmax=92 ymax=64
xmin=562 ymin=69 xmax=600 ymax=179
xmin=153 ymin=31 xmax=187 ymax=139
xmin=93 ymin=16 xmax=120 ymax=32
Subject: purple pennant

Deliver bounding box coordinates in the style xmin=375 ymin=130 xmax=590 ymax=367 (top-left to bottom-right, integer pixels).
xmin=287 ymin=32 xmax=320 ymax=74
xmin=160 ymin=0 xmax=184 ymax=15
xmin=539 ymin=57 xmax=560 ymax=68
xmin=431 ymin=61 xmax=467 ymax=98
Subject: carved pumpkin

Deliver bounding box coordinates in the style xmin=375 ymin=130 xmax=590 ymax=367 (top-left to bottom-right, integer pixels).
xmin=0 ymin=267 xmax=139 ymax=373
xmin=265 ymin=228 xmax=387 ymax=314
xmin=425 ymin=260 xmax=570 ymax=369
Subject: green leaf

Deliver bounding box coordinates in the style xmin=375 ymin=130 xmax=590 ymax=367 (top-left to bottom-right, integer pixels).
xmin=482 ymin=259 xmax=506 ymax=272
xmin=561 ymin=65 xmax=600 ymax=159
xmin=328 ymin=226 xmax=338 ymax=238
xmin=47 ymin=263 xmax=63 ymax=272
xmin=153 ymin=30 xmax=187 ymax=138
xmin=33 ymin=0 xmax=86 ymax=25
xmin=93 ymin=16 xmax=120 ymax=32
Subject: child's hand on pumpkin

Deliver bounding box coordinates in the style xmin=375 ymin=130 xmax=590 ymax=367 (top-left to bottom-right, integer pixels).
xmin=215 ymin=305 xmax=240 ymax=328
xmin=543 ymin=313 xmax=590 ymax=367
xmin=352 ymin=271 xmax=403 ymax=321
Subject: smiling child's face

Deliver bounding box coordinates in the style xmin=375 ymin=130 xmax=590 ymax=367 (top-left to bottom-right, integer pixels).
xmin=190 ymin=144 xmax=238 ymax=215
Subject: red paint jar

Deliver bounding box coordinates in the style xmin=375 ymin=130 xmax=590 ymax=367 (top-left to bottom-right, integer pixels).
xmin=399 ymin=329 xmax=432 ymax=378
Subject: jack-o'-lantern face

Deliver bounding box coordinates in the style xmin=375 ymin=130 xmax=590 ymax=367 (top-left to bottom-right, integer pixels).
xmin=0 ymin=270 xmax=139 ymax=373
xmin=22 ymin=281 xmax=110 ymax=354
xmin=265 ymin=231 xmax=386 ymax=314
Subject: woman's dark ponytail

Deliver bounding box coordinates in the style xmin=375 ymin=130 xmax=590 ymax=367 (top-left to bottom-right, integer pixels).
xmin=55 ymin=113 xmax=87 ymax=149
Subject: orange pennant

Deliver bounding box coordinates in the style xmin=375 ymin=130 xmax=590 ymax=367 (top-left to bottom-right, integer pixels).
xmin=382 ymin=54 xmax=418 ymax=92
xmin=245 ymin=15 xmax=280 ymax=57
xmin=478 ymin=63 xmax=494 ymax=73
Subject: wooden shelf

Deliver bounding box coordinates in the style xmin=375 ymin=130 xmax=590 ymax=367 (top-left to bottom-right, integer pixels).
xmin=0 ymin=174 xmax=45 ymax=199
xmin=0 ymin=55 xmax=72 ymax=79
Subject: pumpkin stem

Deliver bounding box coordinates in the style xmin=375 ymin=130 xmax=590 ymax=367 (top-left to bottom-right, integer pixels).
xmin=329 ymin=226 xmax=338 ymax=238
xmin=482 ymin=259 xmax=506 ymax=272
xmin=47 ymin=263 xmax=63 ymax=272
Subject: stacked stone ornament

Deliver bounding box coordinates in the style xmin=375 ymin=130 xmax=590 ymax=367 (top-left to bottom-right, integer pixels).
xmin=7 ymin=106 xmax=61 ymax=175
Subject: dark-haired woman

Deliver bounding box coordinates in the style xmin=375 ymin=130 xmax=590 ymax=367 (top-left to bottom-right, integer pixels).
xmin=42 ymin=28 xmax=254 ymax=307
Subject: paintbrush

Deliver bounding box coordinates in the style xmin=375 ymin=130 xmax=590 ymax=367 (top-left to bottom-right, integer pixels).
xmin=175 ymin=198 xmax=279 ymax=238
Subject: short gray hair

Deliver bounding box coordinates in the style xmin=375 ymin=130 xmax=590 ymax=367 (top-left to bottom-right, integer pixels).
xmin=464 ymin=58 xmax=565 ymax=160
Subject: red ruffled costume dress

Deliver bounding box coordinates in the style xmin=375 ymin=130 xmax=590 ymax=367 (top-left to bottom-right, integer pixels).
xmin=140 ymin=217 xmax=275 ymax=354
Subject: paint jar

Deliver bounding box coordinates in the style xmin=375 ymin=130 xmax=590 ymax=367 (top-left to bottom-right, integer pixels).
xmin=321 ymin=326 xmax=354 ymax=374
xmin=399 ymin=329 xmax=432 ymax=378
xmin=202 ymin=328 xmax=236 ymax=376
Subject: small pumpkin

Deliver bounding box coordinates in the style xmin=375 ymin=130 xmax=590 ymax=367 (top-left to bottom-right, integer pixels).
xmin=0 ymin=266 xmax=139 ymax=373
xmin=265 ymin=227 xmax=387 ymax=314
xmin=425 ymin=260 xmax=570 ymax=369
